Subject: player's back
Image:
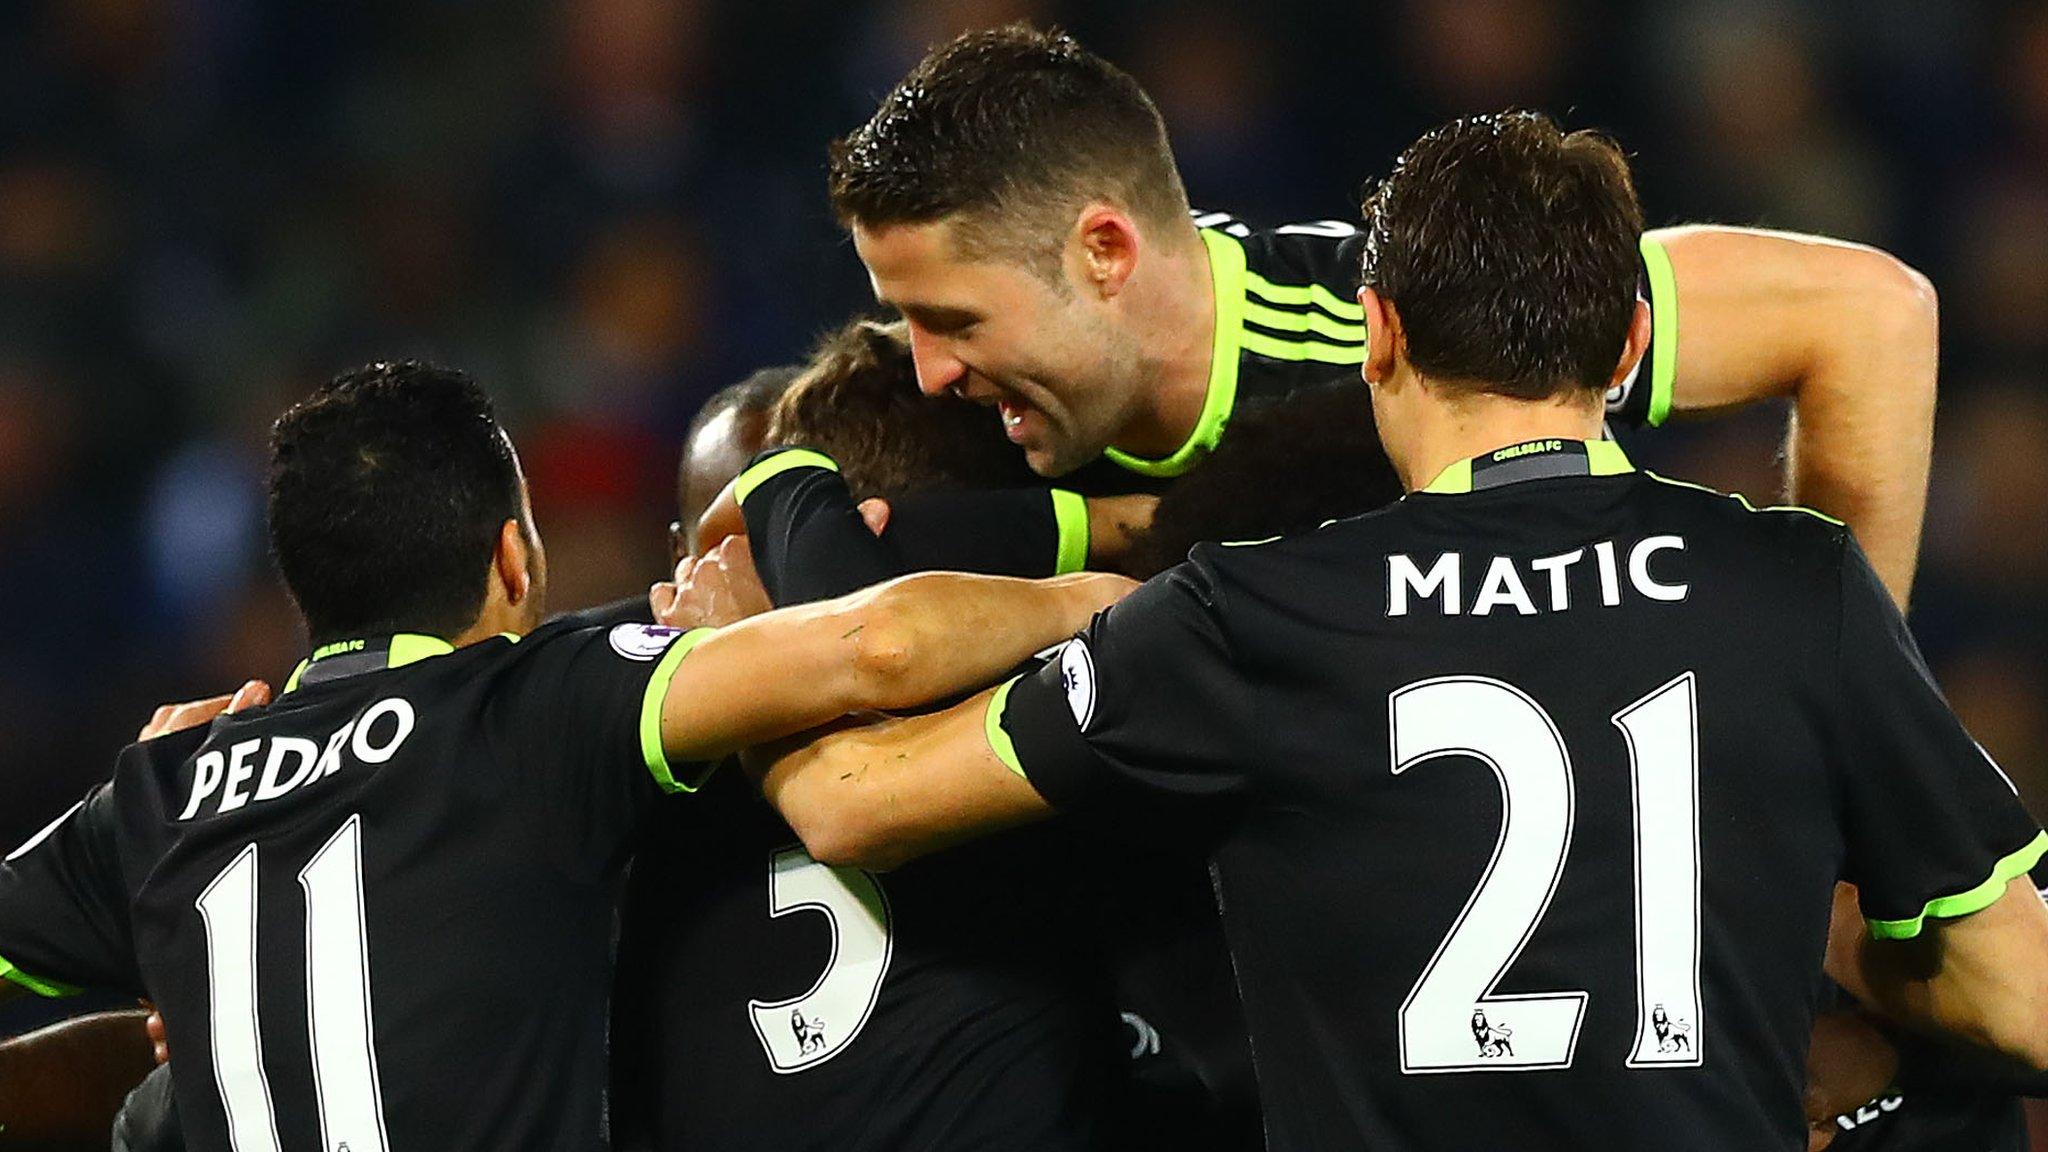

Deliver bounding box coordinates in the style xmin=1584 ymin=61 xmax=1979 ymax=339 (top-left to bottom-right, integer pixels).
xmin=1163 ymin=442 xmax=2039 ymax=1150
xmin=1 ymin=622 xmax=698 ymax=1152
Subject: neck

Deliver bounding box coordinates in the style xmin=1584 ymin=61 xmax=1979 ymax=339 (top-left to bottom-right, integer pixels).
xmin=1113 ymin=226 xmax=1216 ymax=459
xmin=1395 ymin=386 xmax=1607 ymax=492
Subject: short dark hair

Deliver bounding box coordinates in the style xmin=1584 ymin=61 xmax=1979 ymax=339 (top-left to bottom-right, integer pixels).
xmin=827 ymin=24 xmax=1190 ymax=267
xmin=685 ymin=366 xmax=797 ymax=451
xmin=1360 ymin=111 xmax=1643 ymax=401
xmin=1128 ymin=384 xmax=1397 ymax=577
xmin=268 ymin=361 xmax=526 ymax=645
xmin=768 ymin=319 xmax=1037 ymax=498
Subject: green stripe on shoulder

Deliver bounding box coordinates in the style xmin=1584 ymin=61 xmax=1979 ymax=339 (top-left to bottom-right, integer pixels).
xmin=0 ymin=954 xmax=82 ymax=998
xmin=1866 ymin=831 xmax=2048 ymax=940
xmin=984 ymin=676 xmax=1026 ymax=778
xmin=1642 ymin=472 xmax=1844 ymax=525
xmin=638 ymin=627 xmax=718 ymax=793
xmin=735 ymin=450 xmax=839 ymax=506
xmin=1240 ymin=330 xmax=1366 ymax=366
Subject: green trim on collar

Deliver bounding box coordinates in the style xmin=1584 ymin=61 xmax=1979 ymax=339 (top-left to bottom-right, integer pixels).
xmin=735 ymin=449 xmax=839 ymax=506
xmin=1419 ymin=439 xmax=1635 ymax=495
xmin=639 ymin=627 xmax=719 ymax=793
xmin=1639 ymin=235 xmax=1679 ymax=427
xmin=1050 ymin=489 xmax=1090 ymax=574
xmin=1866 ymin=832 xmax=2048 ymax=940
xmin=283 ymin=633 xmax=456 ymax=694
xmin=1104 ymin=228 xmax=1246 ymax=479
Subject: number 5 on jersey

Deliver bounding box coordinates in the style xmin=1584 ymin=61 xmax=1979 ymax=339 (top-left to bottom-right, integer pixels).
xmin=1390 ymin=673 xmax=1703 ymax=1074
xmin=748 ymin=847 xmax=893 ymax=1073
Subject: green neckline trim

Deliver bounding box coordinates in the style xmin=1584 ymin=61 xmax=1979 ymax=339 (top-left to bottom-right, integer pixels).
xmin=1050 ymin=489 xmax=1090 ymax=574
xmin=1419 ymin=439 xmax=1633 ymax=495
xmin=1866 ymin=831 xmax=2048 ymax=940
xmin=1640 ymin=472 xmax=1845 ymax=525
xmin=735 ymin=449 xmax=839 ymax=506
xmin=284 ymin=633 xmax=456 ymax=693
xmin=639 ymin=627 xmax=718 ymax=793
xmin=1103 ymin=228 xmax=1246 ymax=479
xmin=1639 ymin=235 xmax=1679 ymax=428
xmin=0 ymin=954 xmax=81 ymax=998
xmin=984 ymin=676 xmax=1026 ymax=778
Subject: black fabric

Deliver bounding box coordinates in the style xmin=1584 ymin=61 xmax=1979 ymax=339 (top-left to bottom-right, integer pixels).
xmin=0 ymin=620 xmax=696 ymax=1152
xmin=112 ymin=1064 xmax=185 ymax=1152
xmin=998 ymin=468 xmax=2043 ymax=1152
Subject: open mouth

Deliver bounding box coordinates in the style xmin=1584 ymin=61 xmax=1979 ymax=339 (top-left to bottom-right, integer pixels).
xmin=997 ymin=398 xmax=1032 ymax=443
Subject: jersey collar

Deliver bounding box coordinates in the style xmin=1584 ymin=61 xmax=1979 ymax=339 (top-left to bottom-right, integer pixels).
xmin=1419 ymin=438 xmax=1634 ymax=495
xmin=1102 ymin=228 xmax=1247 ymax=479
xmin=283 ymin=633 xmax=456 ymax=693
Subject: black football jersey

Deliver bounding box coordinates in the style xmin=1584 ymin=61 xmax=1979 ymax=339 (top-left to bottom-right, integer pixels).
xmin=596 ymin=475 xmax=1118 ymax=1152
xmin=0 ymin=621 xmax=712 ymax=1152
xmin=1053 ymin=213 xmax=1676 ymax=500
xmin=989 ymin=438 xmax=2047 ymax=1152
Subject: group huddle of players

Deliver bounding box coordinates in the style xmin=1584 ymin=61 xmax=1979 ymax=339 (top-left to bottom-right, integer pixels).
xmin=2 ymin=22 xmax=2045 ymax=1152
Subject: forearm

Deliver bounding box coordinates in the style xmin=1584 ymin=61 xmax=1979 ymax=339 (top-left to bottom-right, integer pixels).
xmin=756 ymin=687 xmax=1052 ymax=871
xmin=1654 ymin=226 xmax=1937 ymax=606
xmin=661 ymin=571 xmax=1130 ymax=764
xmin=0 ymin=1009 xmax=156 ymax=1150
xmin=1842 ymin=878 xmax=2048 ymax=1070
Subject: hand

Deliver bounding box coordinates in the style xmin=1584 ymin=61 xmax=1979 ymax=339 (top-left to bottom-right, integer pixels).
xmin=650 ymin=535 xmax=773 ymax=630
xmin=856 ymin=497 xmax=891 ymax=537
xmin=138 ymin=680 xmax=272 ymax=741
xmin=1804 ymin=1010 xmax=1899 ymax=1151
xmin=692 ymin=476 xmax=746 ymax=557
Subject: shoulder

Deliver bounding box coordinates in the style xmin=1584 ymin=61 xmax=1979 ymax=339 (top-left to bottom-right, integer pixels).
xmin=1633 ymin=471 xmax=1849 ymax=549
xmin=1195 ymin=209 xmax=1367 ymax=293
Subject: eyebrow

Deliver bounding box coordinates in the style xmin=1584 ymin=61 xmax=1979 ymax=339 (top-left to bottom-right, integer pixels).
xmin=894 ymin=302 xmax=982 ymax=332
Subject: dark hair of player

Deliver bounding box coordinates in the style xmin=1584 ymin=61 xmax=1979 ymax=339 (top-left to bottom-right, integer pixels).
xmin=267 ymin=360 xmax=527 ymax=646
xmin=1126 ymin=384 xmax=1400 ymax=577
xmin=1359 ymin=110 xmax=1643 ymax=401
xmin=768 ymin=318 xmax=1039 ymax=498
xmin=826 ymin=23 xmax=1191 ymax=271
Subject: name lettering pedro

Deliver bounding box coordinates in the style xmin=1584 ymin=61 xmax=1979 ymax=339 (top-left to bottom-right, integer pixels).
xmin=1387 ymin=537 xmax=1688 ymax=617
xmin=178 ymin=697 xmax=418 ymax=821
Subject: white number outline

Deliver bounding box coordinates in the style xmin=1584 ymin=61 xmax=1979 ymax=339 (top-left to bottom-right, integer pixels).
xmin=1388 ymin=673 xmax=1706 ymax=1074
xmin=196 ymin=816 xmax=390 ymax=1151
xmin=1390 ymin=676 xmax=1586 ymax=1073
xmin=747 ymin=845 xmax=894 ymax=1074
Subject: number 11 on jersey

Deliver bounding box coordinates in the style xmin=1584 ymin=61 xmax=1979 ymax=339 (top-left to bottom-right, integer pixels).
xmin=1389 ymin=673 xmax=1703 ymax=1075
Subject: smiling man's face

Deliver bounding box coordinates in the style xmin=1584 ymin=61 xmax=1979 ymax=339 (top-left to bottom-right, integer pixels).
xmin=852 ymin=218 xmax=1146 ymax=477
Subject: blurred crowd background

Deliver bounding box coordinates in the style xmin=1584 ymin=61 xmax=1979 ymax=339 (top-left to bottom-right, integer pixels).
xmin=0 ymin=0 xmax=2044 ymax=992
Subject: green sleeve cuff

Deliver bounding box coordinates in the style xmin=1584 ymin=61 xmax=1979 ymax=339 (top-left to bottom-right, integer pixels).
xmin=734 ymin=449 xmax=839 ymax=506
xmin=984 ymin=676 xmax=1026 ymax=778
xmin=1050 ymin=489 xmax=1090 ymax=575
xmin=1640 ymin=234 xmax=1679 ymax=427
xmin=0 ymin=954 xmax=82 ymax=998
xmin=638 ymin=628 xmax=719 ymax=793
xmin=1866 ymin=831 xmax=2048 ymax=940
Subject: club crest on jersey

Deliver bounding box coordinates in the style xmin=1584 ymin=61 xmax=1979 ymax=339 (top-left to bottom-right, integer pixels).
xmin=609 ymin=623 xmax=684 ymax=662
xmin=1060 ymin=640 xmax=1097 ymax=731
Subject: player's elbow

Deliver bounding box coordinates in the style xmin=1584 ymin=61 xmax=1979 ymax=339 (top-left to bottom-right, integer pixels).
xmin=782 ymin=801 xmax=906 ymax=872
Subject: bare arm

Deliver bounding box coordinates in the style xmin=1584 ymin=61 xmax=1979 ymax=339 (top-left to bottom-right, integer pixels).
xmin=0 ymin=1009 xmax=156 ymax=1150
xmin=660 ymin=571 xmax=1133 ymax=765
xmin=1652 ymin=226 xmax=1939 ymax=606
xmin=1828 ymin=877 xmax=2048 ymax=1071
xmin=752 ymin=685 xmax=1054 ymax=871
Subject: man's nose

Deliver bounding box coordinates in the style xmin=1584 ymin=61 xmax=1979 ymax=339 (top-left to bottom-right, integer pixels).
xmin=907 ymin=325 xmax=967 ymax=397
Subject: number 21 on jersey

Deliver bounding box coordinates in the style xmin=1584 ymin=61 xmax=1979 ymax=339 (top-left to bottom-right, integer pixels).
xmin=1390 ymin=673 xmax=1702 ymax=1074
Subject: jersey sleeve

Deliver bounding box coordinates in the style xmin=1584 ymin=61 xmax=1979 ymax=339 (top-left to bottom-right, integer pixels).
xmin=1827 ymin=537 xmax=2047 ymax=939
xmin=985 ymin=560 xmax=1256 ymax=813
xmin=736 ymin=447 xmax=1087 ymax=606
xmin=1604 ymin=234 xmax=1679 ymax=428
xmin=489 ymin=623 xmax=716 ymax=877
xmin=0 ymin=784 xmax=136 ymax=997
